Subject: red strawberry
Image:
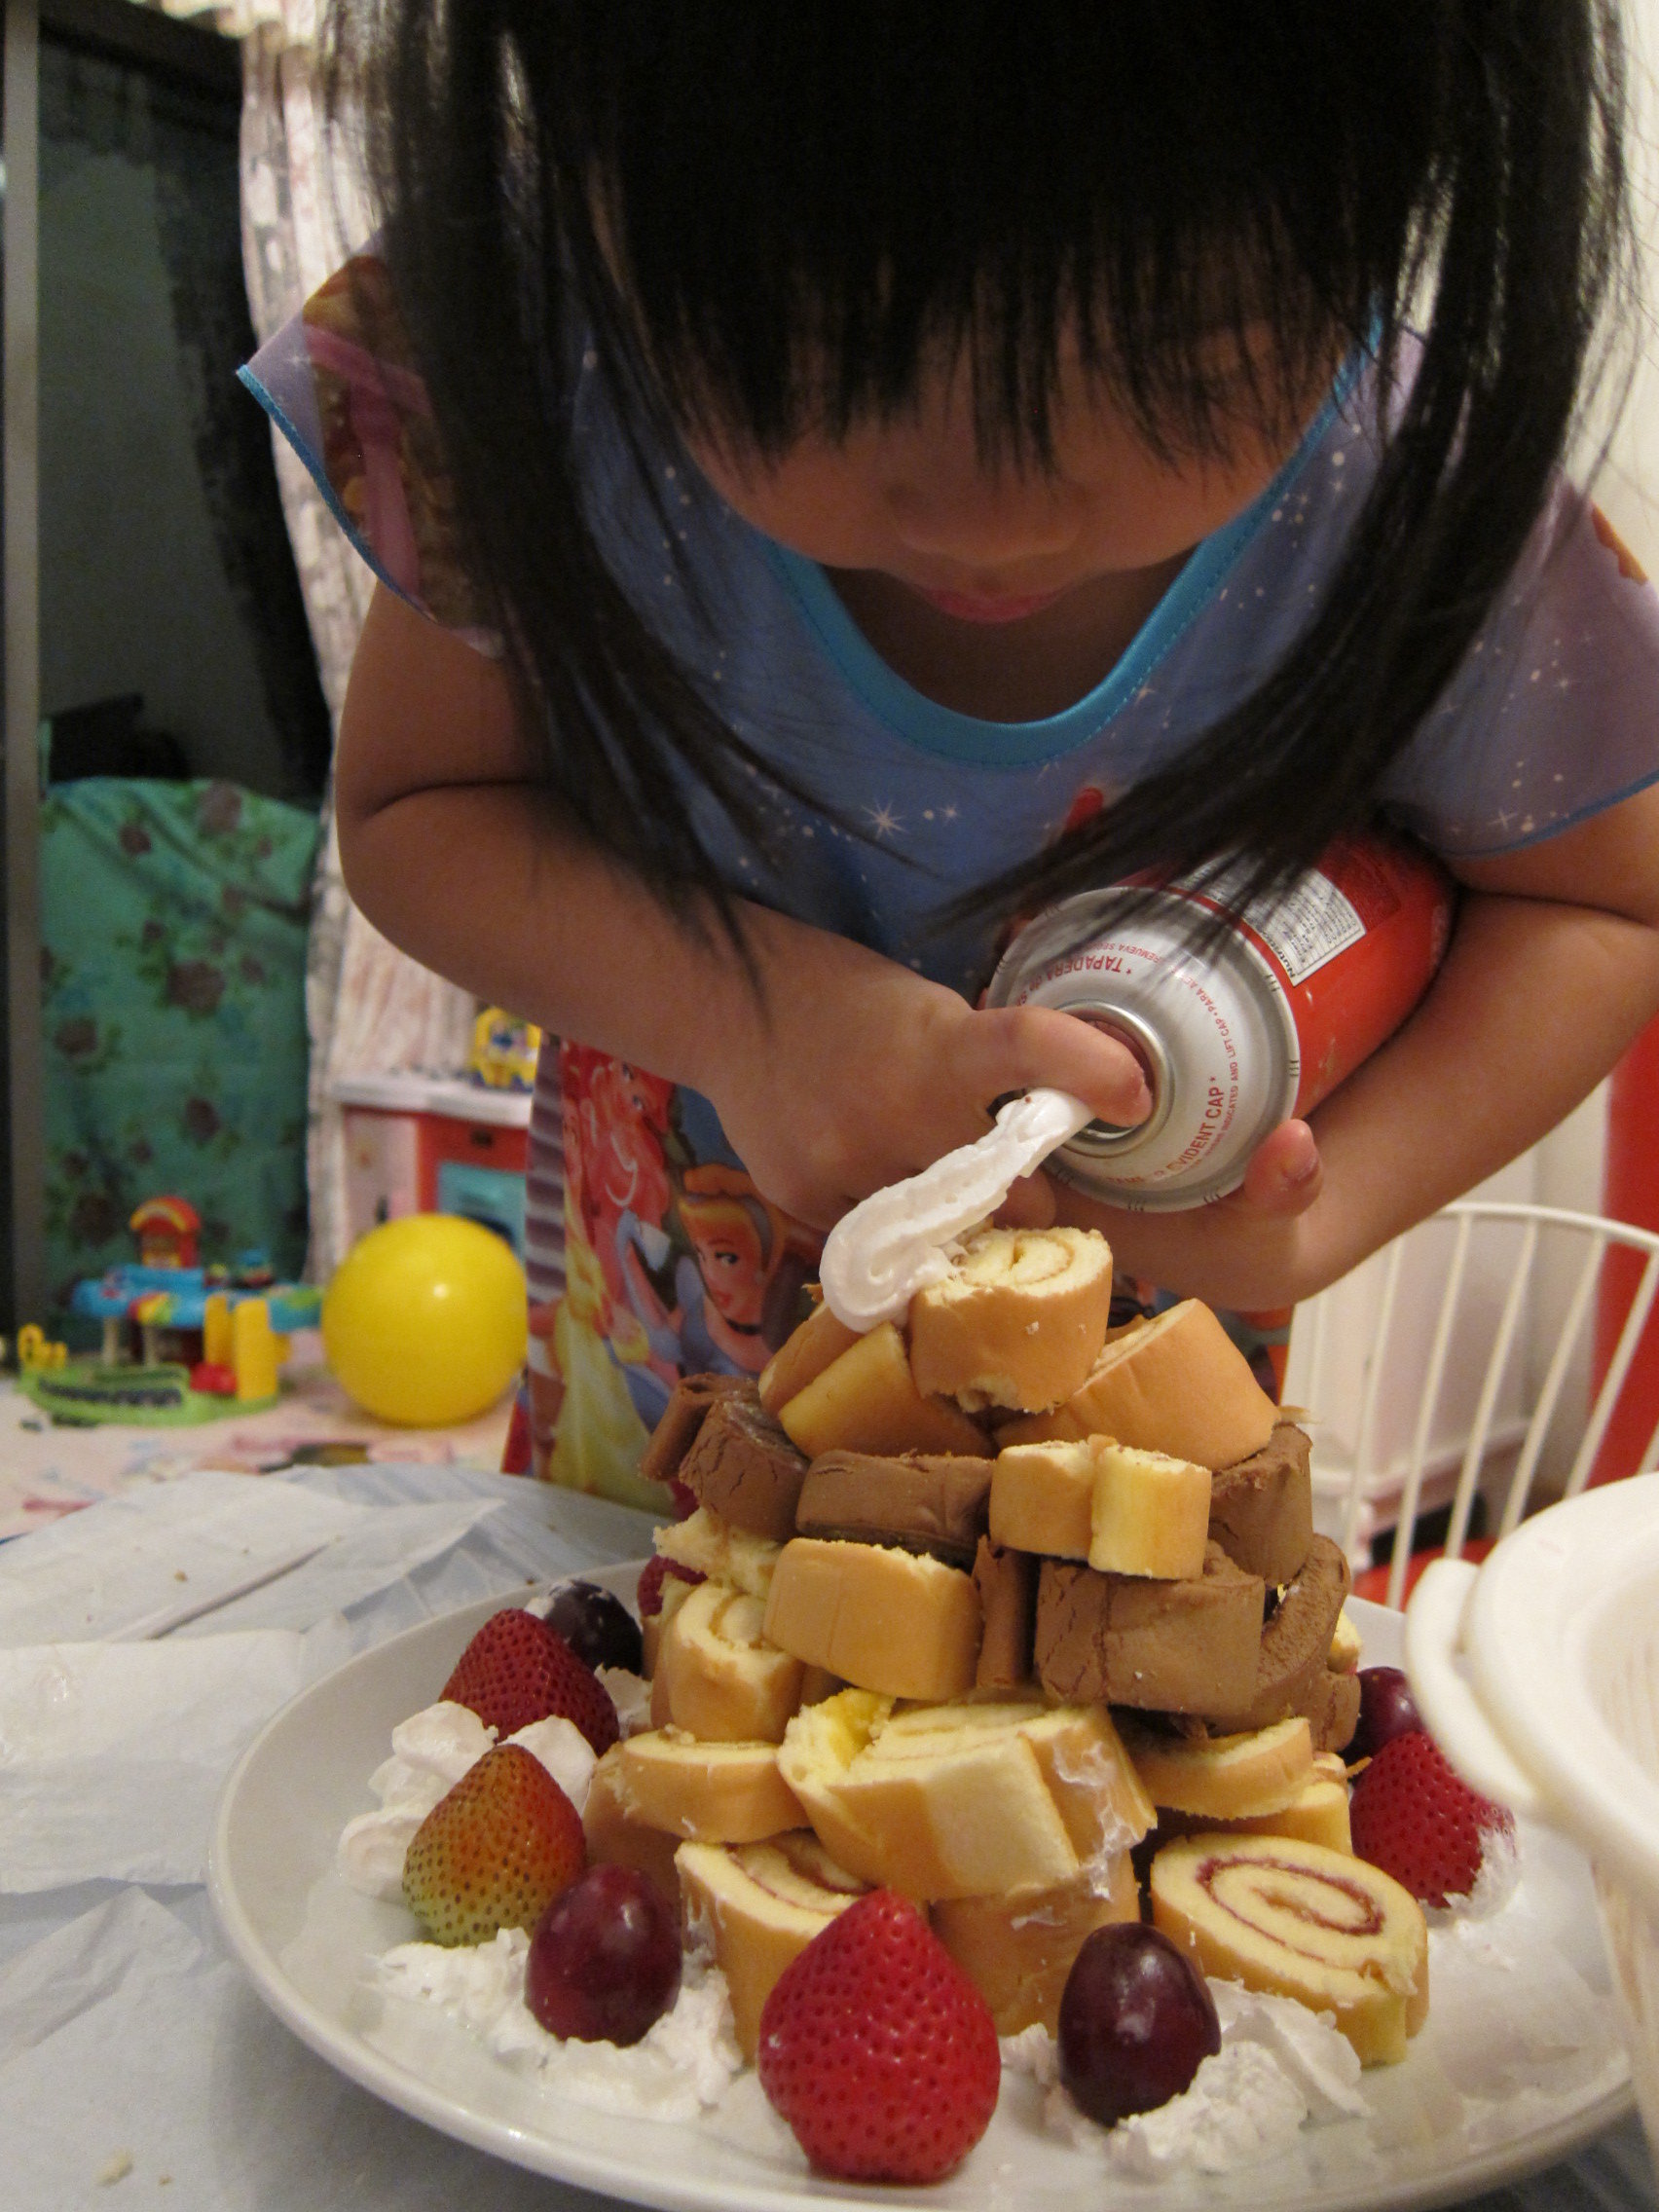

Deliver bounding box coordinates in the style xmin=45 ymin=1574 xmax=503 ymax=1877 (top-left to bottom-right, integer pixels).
xmin=442 ymin=1607 xmax=619 ymax=1754
xmin=1349 ymin=1727 xmax=1516 ymax=1908
xmin=402 ymin=1743 xmax=586 ymax=1946
xmin=635 ymin=1554 xmax=704 ymax=1619
xmin=756 ymin=1890 xmax=1001 ymax=2183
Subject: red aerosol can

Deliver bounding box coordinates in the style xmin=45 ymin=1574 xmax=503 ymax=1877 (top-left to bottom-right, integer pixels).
xmin=984 ymin=831 xmax=1456 ymax=1210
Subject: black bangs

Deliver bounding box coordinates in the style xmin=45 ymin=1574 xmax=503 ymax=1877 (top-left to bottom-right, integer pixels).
xmin=329 ymin=0 xmax=1629 ymax=947
xmin=553 ymin=7 xmax=1417 ymax=466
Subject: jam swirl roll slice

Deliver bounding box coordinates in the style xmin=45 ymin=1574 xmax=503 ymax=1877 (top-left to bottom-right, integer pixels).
xmin=676 ymin=1832 xmax=868 ymax=2059
xmin=1149 ymin=1831 xmax=1428 ymax=2065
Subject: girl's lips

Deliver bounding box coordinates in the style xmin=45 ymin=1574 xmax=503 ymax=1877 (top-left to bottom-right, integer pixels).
xmin=912 ymin=584 xmax=1068 ymax=625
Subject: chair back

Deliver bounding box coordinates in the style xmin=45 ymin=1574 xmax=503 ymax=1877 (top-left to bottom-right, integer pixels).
xmin=1283 ymin=1199 xmax=1659 ymax=1608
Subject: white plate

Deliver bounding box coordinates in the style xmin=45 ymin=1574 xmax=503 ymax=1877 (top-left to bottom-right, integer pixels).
xmin=208 ymin=1582 xmax=1633 ymax=2212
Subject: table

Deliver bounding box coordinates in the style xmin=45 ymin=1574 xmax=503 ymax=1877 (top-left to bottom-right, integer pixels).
xmin=0 ymin=1460 xmax=1651 ymax=2212
xmin=0 ymin=1330 xmax=513 ymax=1541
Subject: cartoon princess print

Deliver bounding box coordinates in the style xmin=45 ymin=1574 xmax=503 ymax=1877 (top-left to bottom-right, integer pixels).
xmin=562 ymin=1044 xmax=679 ymax=1368
xmin=674 ymin=1162 xmax=819 ymax=1376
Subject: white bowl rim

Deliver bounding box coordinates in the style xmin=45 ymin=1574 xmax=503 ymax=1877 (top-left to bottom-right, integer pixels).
xmin=1457 ymin=1473 xmax=1659 ymax=1903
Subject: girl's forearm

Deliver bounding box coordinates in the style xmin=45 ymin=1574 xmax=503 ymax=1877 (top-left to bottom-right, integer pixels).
xmin=1300 ymin=889 xmax=1659 ymax=1270
xmin=1061 ymin=889 xmax=1659 ymax=1308
xmin=333 ymin=583 xmax=796 ymax=1093
xmin=338 ymin=773 xmax=1159 ymax=1230
xmin=338 ymin=779 xmax=768 ymax=1090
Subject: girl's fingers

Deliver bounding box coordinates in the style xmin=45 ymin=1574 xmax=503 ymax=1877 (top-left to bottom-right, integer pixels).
xmin=1233 ymin=1120 xmax=1323 ymax=1217
xmin=758 ymin=997 xmax=1158 ymax=1232
xmin=968 ymin=1005 xmax=1154 ymax=1127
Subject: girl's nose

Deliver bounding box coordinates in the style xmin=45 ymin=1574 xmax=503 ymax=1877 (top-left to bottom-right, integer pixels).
xmin=884 ymin=474 xmax=1084 ymax=567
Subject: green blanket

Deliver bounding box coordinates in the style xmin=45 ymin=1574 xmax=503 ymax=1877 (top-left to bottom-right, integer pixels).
xmin=41 ymin=778 xmax=318 ymax=1335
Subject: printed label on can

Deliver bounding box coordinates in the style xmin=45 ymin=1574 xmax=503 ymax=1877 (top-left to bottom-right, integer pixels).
xmin=1245 ymin=874 xmax=1365 ymax=984
xmin=1172 ymin=863 xmax=1366 ymax=985
xmin=988 ymin=833 xmax=1453 ymax=1211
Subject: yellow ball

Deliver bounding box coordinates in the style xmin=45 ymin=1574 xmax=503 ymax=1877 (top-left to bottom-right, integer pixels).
xmin=321 ymin=1214 xmax=528 ymax=1426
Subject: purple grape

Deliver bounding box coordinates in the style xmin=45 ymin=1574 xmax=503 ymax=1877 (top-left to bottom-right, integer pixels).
xmin=543 ymin=1580 xmax=643 ymax=1676
xmin=1058 ymin=1924 xmax=1221 ymax=2125
xmin=526 ymin=1865 xmax=682 ymax=2046
xmin=1350 ymin=1666 xmax=1422 ymax=1761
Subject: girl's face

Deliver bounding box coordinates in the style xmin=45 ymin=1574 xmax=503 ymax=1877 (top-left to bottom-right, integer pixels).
xmin=685 ymin=337 xmax=1330 ymax=625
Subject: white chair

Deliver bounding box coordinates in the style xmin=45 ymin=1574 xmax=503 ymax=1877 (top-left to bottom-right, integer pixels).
xmin=1283 ymin=1199 xmax=1659 ymax=1608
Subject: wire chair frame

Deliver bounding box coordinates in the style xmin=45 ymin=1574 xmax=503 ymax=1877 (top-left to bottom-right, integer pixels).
xmin=1295 ymin=1200 xmax=1659 ymax=1609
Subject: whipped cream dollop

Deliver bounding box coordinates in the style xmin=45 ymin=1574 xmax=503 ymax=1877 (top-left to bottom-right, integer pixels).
xmin=376 ymin=1933 xmax=744 ymax=2124
xmin=337 ymin=1698 xmax=598 ymax=1899
xmin=1099 ymin=2042 xmax=1318 ymax=2175
xmin=1004 ymin=1978 xmax=1366 ymax=2176
xmin=819 ymin=1088 xmax=1092 ymax=1329
xmin=596 ymin=1665 xmax=652 ymax=1738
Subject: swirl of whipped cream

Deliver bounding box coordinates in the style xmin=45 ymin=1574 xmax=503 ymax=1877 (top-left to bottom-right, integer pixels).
xmin=818 ymin=1088 xmax=1093 ymax=1330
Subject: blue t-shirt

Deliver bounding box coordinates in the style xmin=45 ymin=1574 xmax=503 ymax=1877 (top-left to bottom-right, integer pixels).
xmin=245 ymin=257 xmax=1659 ymax=1503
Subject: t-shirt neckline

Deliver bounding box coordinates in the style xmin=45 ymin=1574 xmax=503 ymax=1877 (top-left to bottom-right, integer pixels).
xmin=761 ymin=359 xmax=1361 ymax=767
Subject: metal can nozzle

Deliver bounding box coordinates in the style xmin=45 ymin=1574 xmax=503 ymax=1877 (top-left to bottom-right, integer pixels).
xmin=1064 ymin=1004 xmax=1176 ymax=1159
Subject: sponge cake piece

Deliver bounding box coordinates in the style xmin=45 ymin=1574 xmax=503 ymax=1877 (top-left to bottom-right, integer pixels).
xmin=999 ymin=1299 xmax=1277 ymax=1470
xmin=907 ymin=1225 xmax=1114 ymax=1412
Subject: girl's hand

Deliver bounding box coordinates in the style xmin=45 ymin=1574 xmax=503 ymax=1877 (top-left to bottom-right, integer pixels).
xmin=692 ymin=925 xmax=1154 ymax=1233
xmin=1050 ymin=788 xmax=1659 ymax=1311
xmin=1040 ymin=1117 xmax=1327 ymax=1309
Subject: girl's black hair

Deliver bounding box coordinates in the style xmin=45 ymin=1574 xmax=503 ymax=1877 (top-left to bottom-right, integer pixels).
xmin=328 ymin=0 xmax=1630 ymax=940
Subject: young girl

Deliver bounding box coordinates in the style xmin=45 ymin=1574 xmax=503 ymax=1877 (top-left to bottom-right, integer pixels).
xmin=249 ymin=3 xmax=1659 ymax=1501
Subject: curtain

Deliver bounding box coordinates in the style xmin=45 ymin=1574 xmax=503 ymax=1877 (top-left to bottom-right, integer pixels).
xmin=232 ymin=0 xmax=478 ymax=1279
xmin=42 ymin=28 xmax=332 ymax=797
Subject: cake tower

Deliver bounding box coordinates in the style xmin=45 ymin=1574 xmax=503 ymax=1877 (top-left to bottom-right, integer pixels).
xmin=585 ymin=1222 xmax=1426 ymax=2063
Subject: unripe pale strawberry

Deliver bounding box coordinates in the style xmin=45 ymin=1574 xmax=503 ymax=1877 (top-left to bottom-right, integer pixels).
xmin=403 ymin=1743 xmax=585 ymax=1945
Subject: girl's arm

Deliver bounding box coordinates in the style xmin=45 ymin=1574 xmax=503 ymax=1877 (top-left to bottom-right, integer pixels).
xmin=1052 ymin=782 xmax=1659 ymax=1309
xmin=343 ymin=585 xmax=1659 ymax=1297
xmin=335 ymin=584 xmax=1152 ymax=1216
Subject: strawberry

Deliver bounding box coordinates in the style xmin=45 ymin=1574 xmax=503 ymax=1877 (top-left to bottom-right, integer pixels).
xmin=442 ymin=1607 xmax=619 ymax=1754
xmin=402 ymin=1743 xmax=585 ymax=1946
xmin=1349 ymin=1726 xmax=1516 ymax=1908
xmin=756 ymin=1890 xmax=1001 ymax=2183
xmin=635 ymin=1554 xmax=704 ymax=1619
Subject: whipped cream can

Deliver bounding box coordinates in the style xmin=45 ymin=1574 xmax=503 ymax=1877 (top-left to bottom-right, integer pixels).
xmin=984 ymin=832 xmax=1456 ymax=1210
